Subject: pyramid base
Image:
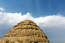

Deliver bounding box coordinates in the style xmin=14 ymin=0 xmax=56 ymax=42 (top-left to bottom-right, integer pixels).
xmin=0 ymin=37 xmax=49 ymax=43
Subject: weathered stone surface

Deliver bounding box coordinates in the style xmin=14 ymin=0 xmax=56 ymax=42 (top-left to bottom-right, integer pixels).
xmin=0 ymin=19 xmax=50 ymax=43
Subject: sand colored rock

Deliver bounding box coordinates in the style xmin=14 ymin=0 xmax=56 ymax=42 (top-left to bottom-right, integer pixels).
xmin=0 ymin=19 xmax=50 ymax=43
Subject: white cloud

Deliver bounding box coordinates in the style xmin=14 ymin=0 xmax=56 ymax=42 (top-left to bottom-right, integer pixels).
xmin=0 ymin=8 xmax=4 ymax=11
xmin=0 ymin=12 xmax=65 ymax=29
xmin=0 ymin=12 xmax=33 ymax=25
xmin=34 ymin=15 xmax=65 ymax=29
xmin=0 ymin=11 xmax=65 ymax=43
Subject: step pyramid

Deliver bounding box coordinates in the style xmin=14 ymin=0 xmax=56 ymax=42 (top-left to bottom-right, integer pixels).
xmin=0 ymin=19 xmax=49 ymax=43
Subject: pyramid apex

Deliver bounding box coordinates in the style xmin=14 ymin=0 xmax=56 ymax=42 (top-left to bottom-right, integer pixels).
xmin=22 ymin=19 xmax=34 ymax=22
xmin=18 ymin=19 xmax=35 ymax=24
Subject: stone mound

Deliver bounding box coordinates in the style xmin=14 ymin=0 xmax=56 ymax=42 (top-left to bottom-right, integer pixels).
xmin=0 ymin=19 xmax=50 ymax=43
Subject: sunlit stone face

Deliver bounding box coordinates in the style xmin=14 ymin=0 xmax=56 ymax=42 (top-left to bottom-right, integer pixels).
xmin=0 ymin=19 xmax=49 ymax=43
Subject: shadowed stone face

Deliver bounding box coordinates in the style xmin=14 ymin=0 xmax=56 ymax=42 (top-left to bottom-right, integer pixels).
xmin=0 ymin=19 xmax=50 ymax=43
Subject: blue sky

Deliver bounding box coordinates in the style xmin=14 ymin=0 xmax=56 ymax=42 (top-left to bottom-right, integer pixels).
xmin=0 ymin=0 xmax=65 ymax=43
xmin=0 ymin=0 xmax=65 ymax=17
